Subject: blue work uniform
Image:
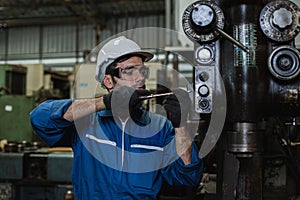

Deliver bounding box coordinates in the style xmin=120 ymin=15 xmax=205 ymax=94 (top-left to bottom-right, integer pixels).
xmin=30 ymin=99 xmax=203 ymax=200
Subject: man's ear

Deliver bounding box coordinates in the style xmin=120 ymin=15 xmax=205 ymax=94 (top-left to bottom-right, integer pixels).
xmin=103 ymin=75 xmax=114 ymax=90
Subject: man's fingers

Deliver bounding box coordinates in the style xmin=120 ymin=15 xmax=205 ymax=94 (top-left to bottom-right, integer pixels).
xmin=136 ymin=89 xmax=151 ymax=97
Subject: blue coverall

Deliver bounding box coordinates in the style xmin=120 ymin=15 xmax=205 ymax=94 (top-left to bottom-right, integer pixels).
xmin=30 ymin=99 xmax=203 ymax=200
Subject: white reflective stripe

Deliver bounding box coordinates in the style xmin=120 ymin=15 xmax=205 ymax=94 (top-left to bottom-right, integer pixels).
xmin=130 ymin=144 xmax=164 ymax=151
xmin=85 ymin=134 xmax=116 ymax=146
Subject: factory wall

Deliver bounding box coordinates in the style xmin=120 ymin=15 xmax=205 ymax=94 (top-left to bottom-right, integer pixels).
xmin=0 ymin=14 xmax=165 ymax=63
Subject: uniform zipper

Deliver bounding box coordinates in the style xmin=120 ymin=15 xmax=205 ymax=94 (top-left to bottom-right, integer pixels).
xmin=119 ymin=117 xmax=129 ymax=169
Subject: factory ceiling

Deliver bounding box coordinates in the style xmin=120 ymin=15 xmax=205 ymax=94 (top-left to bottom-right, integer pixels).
xmin=0 ymin=0 xmax=165 ymax=27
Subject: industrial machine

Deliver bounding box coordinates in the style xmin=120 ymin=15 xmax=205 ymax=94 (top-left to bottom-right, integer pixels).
xmin=181 ymin=0 xmax=300 ymax=199
xmin=2 ymin=0 xmax=300 ymax=199
xmin=0 ymin=147 xmax=74 ymax=200
xmin=0 ymin=65 xmax=36 ymax=142
xmin=0 ymin=64 xmax=74 ymax=199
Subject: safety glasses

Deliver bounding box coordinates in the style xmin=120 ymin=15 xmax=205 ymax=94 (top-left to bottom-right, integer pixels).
xmin=110 ymin=65 xmax=150 ymax=81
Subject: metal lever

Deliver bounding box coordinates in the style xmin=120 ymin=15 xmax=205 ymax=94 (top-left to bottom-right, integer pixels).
xmin=139 ymin=92 xmax=174 ymax=100
xmin=216 ymin=27 xmax=250 ymax=53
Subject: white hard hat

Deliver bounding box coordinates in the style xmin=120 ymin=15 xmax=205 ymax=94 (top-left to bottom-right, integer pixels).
xmin=95 ymin=36 xmax=154 ymax=83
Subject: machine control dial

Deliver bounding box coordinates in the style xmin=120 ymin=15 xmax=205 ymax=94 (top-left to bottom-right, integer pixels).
xmin=198 ymin=85 xmax=210 ymax=97
xmin=259 ymin=1 xmax=300 ymax=42
xmin=182 ymin=1 xmax=225 ymax=42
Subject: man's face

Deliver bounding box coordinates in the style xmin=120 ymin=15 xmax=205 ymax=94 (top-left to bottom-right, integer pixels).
xmin=113 ymin=56 xmax=148 ymax=90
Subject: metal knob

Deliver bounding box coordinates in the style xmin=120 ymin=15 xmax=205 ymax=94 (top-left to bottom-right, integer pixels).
xmin=278 ymin=57 xmax=292 ymax=70
xmin=198 ymin=99 xmax=210 ymax=110
xmin=272 ymin=8 xmax=293 ymax=29
xmin=182 ymin=1 xmax=225 ymax=42
xmin=199 ymin=72 xmax=209 ymax=82
xmin=191 ymin=4 xmax=215 ymax=28
xmin=198 ymin=85 xmax=209 ymax=97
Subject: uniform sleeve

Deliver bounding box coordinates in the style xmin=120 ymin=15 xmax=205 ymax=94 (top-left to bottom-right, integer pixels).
xmin=162 ymin=143 xmax=203 ymax=186
xmin=30 ymin=99 xmax=75 ymax=147
xmin=161 ymin=121 xmax=203 ymax=186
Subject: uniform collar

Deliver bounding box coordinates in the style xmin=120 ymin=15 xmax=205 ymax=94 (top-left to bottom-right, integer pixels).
xmin=98 ymin=109 xmax=113 ymax=117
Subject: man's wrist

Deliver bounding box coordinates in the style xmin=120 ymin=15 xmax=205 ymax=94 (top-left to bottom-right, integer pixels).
xmin=102 ymin=93 xmax=111 ymax=110
xmin=97 ymin=96 xmax=107 ymax=110
xmin=175 ymin=127 xmax=192 ymax=165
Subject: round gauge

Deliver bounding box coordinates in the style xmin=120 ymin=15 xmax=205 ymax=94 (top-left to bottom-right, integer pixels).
xmin=259 ymin=1 xmax=300 ymax=42
xmin=182 ymin=1 xmax=225 ymax=42
xmin=268 ymin=46 xmax=300 ymax=80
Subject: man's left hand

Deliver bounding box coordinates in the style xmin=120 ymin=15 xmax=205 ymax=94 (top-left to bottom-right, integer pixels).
xmin=163 ymin=88 xmax=191 ymax=128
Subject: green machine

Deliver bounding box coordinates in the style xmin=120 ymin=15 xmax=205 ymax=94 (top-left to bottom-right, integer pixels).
xmin=0 ymin=65 xmax=37 ymax=142
xmin=0 ymin=95 xmax=36 ymax=142
xmin=0 ymin=65 xmax=26 ymax=95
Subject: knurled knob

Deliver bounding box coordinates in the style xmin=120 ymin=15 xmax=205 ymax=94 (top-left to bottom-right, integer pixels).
xmin=272 ymin=8 xmax=293 ymax=29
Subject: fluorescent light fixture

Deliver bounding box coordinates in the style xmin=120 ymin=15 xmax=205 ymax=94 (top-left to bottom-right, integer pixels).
xmin=43 ymin=58 xmax=84 ymax=64
xmin=0 ymin=57 xmax=84 ymax=65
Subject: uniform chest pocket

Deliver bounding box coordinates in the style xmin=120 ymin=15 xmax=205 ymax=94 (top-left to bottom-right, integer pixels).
xmin=126 ymin=139 xmax=165 ymax=175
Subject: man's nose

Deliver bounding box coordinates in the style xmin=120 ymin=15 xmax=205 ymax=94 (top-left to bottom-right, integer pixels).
xmin=134 ymin=71 xmax=145 ymax=82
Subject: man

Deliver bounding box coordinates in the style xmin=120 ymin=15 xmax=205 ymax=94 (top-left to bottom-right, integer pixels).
xmin=30 ymin=36 xmax=203 ymax=200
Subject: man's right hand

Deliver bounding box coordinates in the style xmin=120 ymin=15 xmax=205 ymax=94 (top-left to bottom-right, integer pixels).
xmin=163 ymin=88 xmax=191 ymax=128
xmin=102 ymin=86 xmax=151 ymax=113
